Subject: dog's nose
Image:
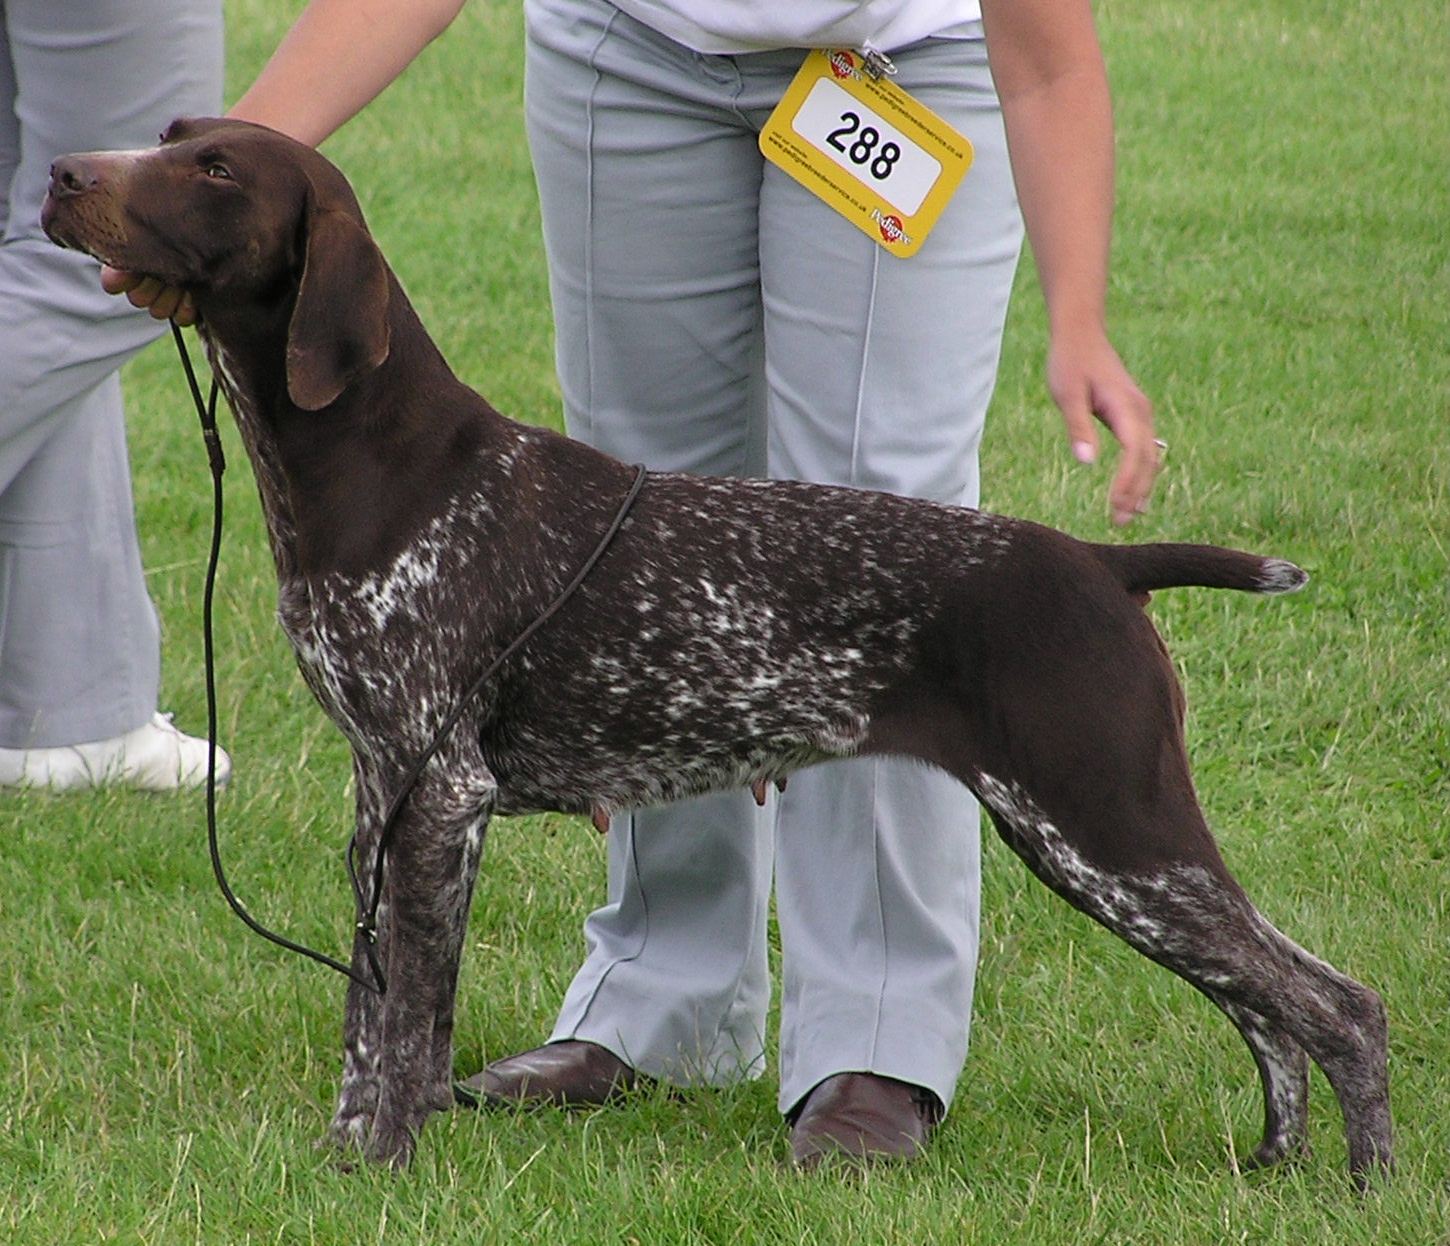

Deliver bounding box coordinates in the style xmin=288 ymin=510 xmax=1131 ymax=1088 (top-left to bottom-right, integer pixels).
xmin=48 ymin=155 xmax=101 ymax=199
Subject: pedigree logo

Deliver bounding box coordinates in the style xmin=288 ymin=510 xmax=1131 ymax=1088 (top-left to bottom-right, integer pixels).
xmin=828 ymin=50 xmax=857 ymax=79
xmin=872 ymin=209 xmax=911 ymax=247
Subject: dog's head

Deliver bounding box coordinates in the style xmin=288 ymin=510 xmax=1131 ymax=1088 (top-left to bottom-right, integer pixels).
xmin=41 ymin=117 xmax=390 ymax=410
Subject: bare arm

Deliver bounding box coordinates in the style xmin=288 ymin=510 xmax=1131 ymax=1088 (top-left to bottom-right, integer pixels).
xmin=980 ymin=0 xmax=1159 ymax=524
xmin=229 ymin=0 xmax=468 ymax=145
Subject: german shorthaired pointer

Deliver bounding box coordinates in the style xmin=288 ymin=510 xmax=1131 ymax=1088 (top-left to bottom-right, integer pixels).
xmin=42 ymin=119 xmax=1391 ymax=1184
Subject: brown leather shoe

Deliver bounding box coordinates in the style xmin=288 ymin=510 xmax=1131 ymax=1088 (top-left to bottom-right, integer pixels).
xmin=787 ymin=1072 xmax=942 ymax=1170
xmin=454 ymin=1040 xmax=637 ymax=1109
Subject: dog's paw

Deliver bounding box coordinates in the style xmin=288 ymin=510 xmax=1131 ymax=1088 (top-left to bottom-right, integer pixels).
xmin=1241 ymin=1135 xmax=1311 ymax=1175
xmin=324 ymin=1107 xmax=374 ymax=1152
xmin=363 ymin=1119 xmax=419 ymax=1170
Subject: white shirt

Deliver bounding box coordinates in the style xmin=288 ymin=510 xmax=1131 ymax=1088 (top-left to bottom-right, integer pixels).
xmin=611 ymin=1 xmax=983 ymax=55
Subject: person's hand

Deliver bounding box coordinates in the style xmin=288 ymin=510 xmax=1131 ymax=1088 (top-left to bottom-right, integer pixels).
xmin=100 ymin=265 xmax=198 ymax=326
xmin=1047 ymin=329 xmax=1162 ymax=525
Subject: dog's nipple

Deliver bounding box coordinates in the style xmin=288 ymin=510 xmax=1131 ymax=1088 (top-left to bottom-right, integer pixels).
xmin=590 ymin=803 xmax=611 ymax=835
xmin=749 ymin=776 xmax=788 ymax=806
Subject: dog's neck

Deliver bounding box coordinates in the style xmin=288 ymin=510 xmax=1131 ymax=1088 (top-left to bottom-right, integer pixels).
xmin=196 ymin=303 xmax=306 ymax=583
xmin=196 ymin=283 xmax=496 ymax=583
xmin=191 ymin=269 xmax=640 ymax=666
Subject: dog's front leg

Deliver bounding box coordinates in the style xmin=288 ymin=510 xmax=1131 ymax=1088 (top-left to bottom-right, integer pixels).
xmin=328 ymin=759 xmax=392 ymax=1152
xmin=363 ymin=745 xmax=495 ymax=1168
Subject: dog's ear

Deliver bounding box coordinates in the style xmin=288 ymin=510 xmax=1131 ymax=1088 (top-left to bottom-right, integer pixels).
xmin=286 ymin=201 xmax=391 ymax=411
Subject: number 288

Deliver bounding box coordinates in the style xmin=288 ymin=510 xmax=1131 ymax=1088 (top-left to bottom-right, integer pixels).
xmin=824 ymin=111 xmax=901 ymax=180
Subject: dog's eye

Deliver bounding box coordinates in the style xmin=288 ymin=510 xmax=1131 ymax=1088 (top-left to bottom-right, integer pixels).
xmin=204 ymin=162 xmax=233 ymax=181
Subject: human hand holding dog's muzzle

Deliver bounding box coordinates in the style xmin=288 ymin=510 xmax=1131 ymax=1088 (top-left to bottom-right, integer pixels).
xmin=101 ymin=264 xmax=199 ymax=326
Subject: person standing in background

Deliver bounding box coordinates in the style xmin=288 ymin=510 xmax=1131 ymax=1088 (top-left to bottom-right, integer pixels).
xmin=0 ymin=1 xmax=230 ymax=791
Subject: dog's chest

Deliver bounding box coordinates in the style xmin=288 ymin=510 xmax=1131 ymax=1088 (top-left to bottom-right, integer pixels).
xmin=280 ymin=506 xmax=491 ymax=760
xmin=200 ymin=335 xmax=493 ymax=755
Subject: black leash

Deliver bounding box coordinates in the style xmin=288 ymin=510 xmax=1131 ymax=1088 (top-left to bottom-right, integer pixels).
xmin=170 ymin=320 xmax=647 ymax=995
xmin=171 ymin=320 xmax=365 ymax=983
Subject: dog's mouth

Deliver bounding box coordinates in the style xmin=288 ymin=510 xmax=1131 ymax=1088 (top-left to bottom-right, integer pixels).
xmin=40 ymin=196 xmax=122 ymax=267
xmin=42 ymin=190 xmax=210 ymax=297
xmin=40 ymin=162 xmax=145 ymax=277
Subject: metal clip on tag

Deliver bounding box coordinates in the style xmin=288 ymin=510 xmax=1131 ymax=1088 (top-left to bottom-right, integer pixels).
xmin=861 ymin=47 xmax=896 ymax=81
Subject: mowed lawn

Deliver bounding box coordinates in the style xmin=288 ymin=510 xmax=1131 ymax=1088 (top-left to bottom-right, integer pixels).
xmin=2 ymin=2 xmax=1444 ymax=1243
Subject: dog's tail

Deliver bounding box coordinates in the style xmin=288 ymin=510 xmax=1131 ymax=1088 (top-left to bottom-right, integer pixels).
xmin=1090 ymin=542 xmax=1309 ymax=597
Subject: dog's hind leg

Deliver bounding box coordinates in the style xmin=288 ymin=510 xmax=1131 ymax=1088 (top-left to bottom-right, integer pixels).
xmin=1200 ymin=992 xmax=1310 ymax=1171
xmin=1120 ymin=875 xmax=1389 ymax=1187
xmin=974 ymin=776 xmax=1392 ymax=1187
xmin=1133 ymin=875 xmax=1390 ymax=1187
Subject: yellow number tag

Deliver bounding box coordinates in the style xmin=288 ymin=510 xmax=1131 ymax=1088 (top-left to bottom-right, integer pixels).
xmin=759 ymin=49 xmax=974 ymax=258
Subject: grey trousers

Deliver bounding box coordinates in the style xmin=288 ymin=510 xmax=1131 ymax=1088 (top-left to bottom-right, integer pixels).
xmin=0 ymin=0 xmax=222 ymax=748
xmin=523 ymin=0 xmax=1023 ymax=1115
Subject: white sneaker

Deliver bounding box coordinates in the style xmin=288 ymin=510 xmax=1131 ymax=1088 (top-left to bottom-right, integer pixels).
xmin=0 ymin=712 xmax=231 ymax=792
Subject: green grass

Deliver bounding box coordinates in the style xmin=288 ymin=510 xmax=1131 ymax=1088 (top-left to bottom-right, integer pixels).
xmin=3 ymin=1 xmax=1445 ymax=1242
